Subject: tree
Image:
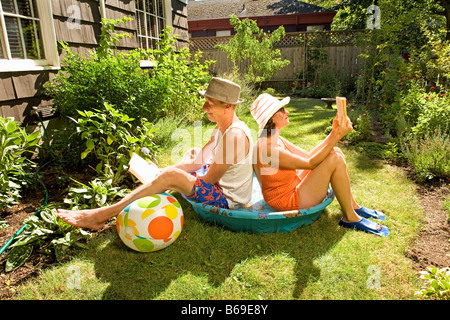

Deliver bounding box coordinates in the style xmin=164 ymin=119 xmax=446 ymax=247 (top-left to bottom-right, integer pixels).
xmin=352 ymin=0 xmax=447 ymax=106
xmin=437 ymin=0 xmax=450 ymax=40
xmin=215 ymin=15 xmax=290 ymax=84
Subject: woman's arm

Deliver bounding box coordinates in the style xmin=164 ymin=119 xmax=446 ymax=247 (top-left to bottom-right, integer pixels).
xmin=265 ymin=117 xmax=352 ymax=170
xmin=282 ymin=114 xmax=341 ymax=159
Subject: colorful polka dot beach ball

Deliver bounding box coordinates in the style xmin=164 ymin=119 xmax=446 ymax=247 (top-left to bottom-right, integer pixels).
xmin=116 ymin=193 xmax=183 ymax=252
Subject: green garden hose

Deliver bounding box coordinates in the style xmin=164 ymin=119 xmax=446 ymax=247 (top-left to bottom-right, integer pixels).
xmin=0 ymin=111 xmax=56 ymax=257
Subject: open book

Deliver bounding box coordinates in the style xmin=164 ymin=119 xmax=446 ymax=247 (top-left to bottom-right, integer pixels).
xmin=128 ymin=152 xmax=160 ymax=184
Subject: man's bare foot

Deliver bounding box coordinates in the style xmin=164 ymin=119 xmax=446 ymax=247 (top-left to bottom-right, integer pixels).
xmin=57 ymin=209 xmax=106 ymax=230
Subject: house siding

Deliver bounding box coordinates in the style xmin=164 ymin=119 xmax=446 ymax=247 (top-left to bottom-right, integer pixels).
xmin=0 ymin=0 xmax=188 ymax=123
xmin=172 ymin=0 xmax=189 ymax=50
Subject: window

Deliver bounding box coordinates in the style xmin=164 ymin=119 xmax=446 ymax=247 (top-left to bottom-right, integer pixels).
xmin=307 ymin=25 xmax=325 ymax=32
xmin=136 ymin=0 xmax=171 ymax=50
xmin=0 ymin=0 xmax=58 ymax=71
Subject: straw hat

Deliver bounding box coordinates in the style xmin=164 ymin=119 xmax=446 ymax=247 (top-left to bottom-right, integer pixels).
xmin=250 ymin=93 xmax=290 ymax=134
xmin=199 ymin=77 xmax=244 ymax=105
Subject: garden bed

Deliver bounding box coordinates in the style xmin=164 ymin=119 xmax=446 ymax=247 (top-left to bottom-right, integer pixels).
xmin=406 ymin=178 xmax=450 ymax=270
xmin=0 ymin=166 xmax=94 ymax=299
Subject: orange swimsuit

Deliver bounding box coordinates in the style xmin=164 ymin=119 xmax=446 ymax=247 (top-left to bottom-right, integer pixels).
xmin=258 ymin=137 xmax=303 ymax=211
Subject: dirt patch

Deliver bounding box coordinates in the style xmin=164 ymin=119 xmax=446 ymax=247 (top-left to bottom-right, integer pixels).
xmin=0 ymin=190 xmax=50 ymax=299
xmin=405 ymin=180 xmax=450 ymax=270
xmin=0 ymin=166 xmax=96 ymax=299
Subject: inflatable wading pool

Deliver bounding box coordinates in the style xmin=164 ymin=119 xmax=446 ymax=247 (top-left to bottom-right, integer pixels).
xmin=184 ymin=176 xmax=335 ymax=233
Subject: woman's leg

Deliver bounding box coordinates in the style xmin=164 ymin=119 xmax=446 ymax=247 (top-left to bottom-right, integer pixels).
xmin=331 ymin=147 xmax=361 ymax=210
xmin=297 ymin=151 xmax=360 ymax=223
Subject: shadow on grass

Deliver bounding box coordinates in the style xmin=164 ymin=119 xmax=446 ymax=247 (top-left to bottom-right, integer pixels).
xmin=84 ymin=193 xmax=345 ymax=299
xmin=283 ymin=99 xmax=336 ymax=141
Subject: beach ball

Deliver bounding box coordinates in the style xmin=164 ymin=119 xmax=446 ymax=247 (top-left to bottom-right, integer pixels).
xmin=116 ymin=193 xmax=183 ymax=252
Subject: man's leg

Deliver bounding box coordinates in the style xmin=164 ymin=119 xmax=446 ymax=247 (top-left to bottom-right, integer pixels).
xmin=57 ymin=168 xmax=196 ymax=230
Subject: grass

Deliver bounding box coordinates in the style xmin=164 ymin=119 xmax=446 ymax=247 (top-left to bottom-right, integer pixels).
xmin=15 ymin=98 xmax=425 ymax=300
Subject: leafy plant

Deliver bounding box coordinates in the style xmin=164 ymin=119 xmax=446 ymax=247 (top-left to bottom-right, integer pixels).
xmin=416 ymin=267 xmax=450 ymax=300
xmin=149 ymin=27 xmax=213 ymax=120
xmin=45 ymin=18 xmax=212 ymax=124
xmin=64 ymin=177 xmax=128 ymax=210
xmin=411 ymin=92 xmax=450 ymax=138
xmin=0 ymin=220 xmax=8 ymax=230
xmin=0 ymin=117 xmax=40 ymax=209
xmin=216 ymin=15 xmax=290 ymax=84
xmin=71 ymin=102 xmax=159 ymax=185
xmin=4 ymin=208 xmax=91 ymax=272
xmin=402 ymin=129 xmax=450 ymax=183
xmin=444 ymin=194 xmax=450 ymax=221
xmin=355 ymin=0 xmax=445 ymax=108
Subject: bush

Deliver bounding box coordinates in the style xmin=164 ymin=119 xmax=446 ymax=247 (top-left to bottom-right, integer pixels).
xmin=351 ymin=141 xmax=402 ymax=160
xmin=378 ymin=75 xmax=449 ymax=140
xmin=411 ymin=91 xmax=450 ymax=138
xmin=0 ymin=117 xmax=40 ymax=209
xmin=402 ymin=129 xmax=450 ymax=183
xmin=152 ymin=115 xmax=187 ymax=149
xmin=70 ymin=102 xmax=159 ymax=185
xmin=150 ymin=27 xmax=213 ymax=121
xmin=45 ymin=18 xmax=213 ymax=123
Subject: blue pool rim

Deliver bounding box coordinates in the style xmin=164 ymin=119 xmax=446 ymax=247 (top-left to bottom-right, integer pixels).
xmin=184 ymin=178 xmax=335 ymax=233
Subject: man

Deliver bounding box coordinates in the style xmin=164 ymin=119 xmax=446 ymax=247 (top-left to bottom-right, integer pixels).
xmin=57 ymin=77 xmax=254 ymax=230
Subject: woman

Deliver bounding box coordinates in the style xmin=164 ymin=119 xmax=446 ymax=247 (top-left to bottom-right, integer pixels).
xmin=251 ymin=93 xmax=389 ymax=236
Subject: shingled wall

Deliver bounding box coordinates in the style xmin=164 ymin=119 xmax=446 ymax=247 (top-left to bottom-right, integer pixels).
xmin=0 ymin=0 xmax=188 ymax=124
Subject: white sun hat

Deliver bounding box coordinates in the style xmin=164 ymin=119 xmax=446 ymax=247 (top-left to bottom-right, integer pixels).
xmin=250 ymin=93 xmax=290 ymax=135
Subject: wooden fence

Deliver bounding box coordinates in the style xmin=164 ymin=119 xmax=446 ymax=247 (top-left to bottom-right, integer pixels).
xmin=190 ymin=30 xmax=366 ymax=88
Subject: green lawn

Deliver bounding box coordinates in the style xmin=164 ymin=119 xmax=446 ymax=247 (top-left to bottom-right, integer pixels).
xmin=15 ymin=98 xmax=425 ymax=300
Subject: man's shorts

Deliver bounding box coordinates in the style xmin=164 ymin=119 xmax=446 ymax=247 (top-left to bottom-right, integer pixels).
xmin=184 ymin=164 xmax=229 ymax=209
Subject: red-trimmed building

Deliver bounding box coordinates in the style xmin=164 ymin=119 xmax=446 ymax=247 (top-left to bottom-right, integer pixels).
xmin=188 ymin=0 xmax=336 ymax=38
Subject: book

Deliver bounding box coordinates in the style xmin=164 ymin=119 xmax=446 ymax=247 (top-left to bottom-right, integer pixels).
xmin=336 ymin=96 xmax=347 ymax=117
xmin=128 ymin=152 xmax=160 ymax=184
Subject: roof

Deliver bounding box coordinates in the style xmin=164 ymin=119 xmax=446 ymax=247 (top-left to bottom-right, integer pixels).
xmin=187 ymin=0 xmax=331 ymax=21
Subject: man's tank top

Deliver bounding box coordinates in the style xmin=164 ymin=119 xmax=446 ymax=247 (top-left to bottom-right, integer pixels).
xmin=211 ymin=120 xmax=254 ymax=209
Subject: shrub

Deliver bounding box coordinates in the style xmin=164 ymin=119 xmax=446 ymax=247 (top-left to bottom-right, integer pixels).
xmin=45 ymin=18 xmax=213 ymax=123
xmin=411 ymin=92 xmax=450 ymax=138
xmin=402 ymin=129 xmax=450 ymax=183
xmin=150 ymin=27 xmax=213 ymax=121
xmin=70 ymin=102 xmax=159 ymax=185
xmin=345 ymin=109 xmax=373 ymax=143
xmin=152 ymin=115 xmax=187 ymax=149
xmin=378 ymin=76 xmax=449 ymax=140
xmin=0 ymin=117 xmax=40 ymax=209
xmin=351 ymin=141 xmax=402 ymax=160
